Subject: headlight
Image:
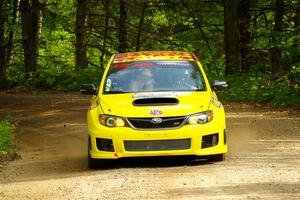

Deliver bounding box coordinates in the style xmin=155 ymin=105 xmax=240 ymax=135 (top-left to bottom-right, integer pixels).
xmin=188 ymin=111 xmax=213 ymax=125
xmin=99 ymin=114 xmax=125 ymax=127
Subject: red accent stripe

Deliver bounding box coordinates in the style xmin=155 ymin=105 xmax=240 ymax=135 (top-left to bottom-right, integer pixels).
xmin=113 ymin=64 xmax=129 ymax=69
xmin=190 ymin=52 xmax=198 ymax=61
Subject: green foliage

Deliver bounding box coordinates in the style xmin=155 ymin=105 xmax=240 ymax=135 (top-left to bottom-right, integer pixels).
xmin=215 ymin=72 xmax=300 ymax=107
xmin=25 ymin=67 xmax=104 ymax=92
xmin=0 ymin=115 xmax=16 ymax=156
xmin=0 ymin=0 xmax=299 ymax=108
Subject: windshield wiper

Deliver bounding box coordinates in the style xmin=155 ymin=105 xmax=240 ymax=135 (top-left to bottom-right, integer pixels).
xmin=105 ymin=91 xmax=129 ymax=94
xmin=193 ymin=88 xmax=205 ymax=91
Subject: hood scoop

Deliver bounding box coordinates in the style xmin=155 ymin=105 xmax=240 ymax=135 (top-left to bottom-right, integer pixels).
xmin=133 ymin=97 xmax=179 ymax=106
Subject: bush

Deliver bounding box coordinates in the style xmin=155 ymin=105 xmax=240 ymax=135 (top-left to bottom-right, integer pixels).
xmin=23 ymin=66 xmax=104 ymax=92
xmin=214 ymin=73 xmax=300 ymax=107
xmin=0 ymin=116 xmax=17 ymax=157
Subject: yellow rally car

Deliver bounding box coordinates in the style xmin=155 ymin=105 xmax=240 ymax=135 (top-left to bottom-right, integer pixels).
xmin=81 ymin=51 xmax=228 ymax=169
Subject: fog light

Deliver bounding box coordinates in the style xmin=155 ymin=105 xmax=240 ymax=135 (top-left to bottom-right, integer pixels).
xmin=201 ymin=133 xmax=219 ymax=148
xmin=96 ymin=138 xmax=114 ymax=152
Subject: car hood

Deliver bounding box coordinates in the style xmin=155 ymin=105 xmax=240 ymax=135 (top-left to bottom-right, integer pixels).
xmin=99 ymin=92 xmax=211 ymax=117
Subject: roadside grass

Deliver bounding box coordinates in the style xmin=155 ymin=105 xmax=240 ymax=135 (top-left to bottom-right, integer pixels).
xmin=0 ymin=114 xmax=19 ymax=162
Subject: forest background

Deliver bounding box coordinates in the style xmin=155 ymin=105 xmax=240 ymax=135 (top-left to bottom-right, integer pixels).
xmin=0 ymin=0 xmax=299 ymax=107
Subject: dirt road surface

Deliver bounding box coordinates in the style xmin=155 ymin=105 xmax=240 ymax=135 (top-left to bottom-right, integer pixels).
xmin=0 ymin=93 xmax=299 ymax=200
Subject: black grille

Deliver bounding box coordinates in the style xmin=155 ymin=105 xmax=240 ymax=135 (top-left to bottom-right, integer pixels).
xmin=124 ymin=139 xmax=191 ymax=151
xmin=127 ymin=116 xmax=186 ymax=129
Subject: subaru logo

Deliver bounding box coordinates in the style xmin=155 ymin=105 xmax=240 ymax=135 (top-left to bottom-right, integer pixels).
xmin=150 ymin=110 xmax=163 ymax=115
xmin=151 ymin=118 xmax=163 ymax=124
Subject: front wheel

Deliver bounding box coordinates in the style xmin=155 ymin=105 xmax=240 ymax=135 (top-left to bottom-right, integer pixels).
xmin=88 ymin=138 xmax=112 ymax=169
xmin=208 ymin=154 xmax=225 ymax=162
xmin=88 ymin=150 xmax=113 ymax=169
xmin=88 ymin=150 xmax=99 ymax=169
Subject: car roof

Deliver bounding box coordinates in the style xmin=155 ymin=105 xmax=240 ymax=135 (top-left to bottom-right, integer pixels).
xmin=113 ymin=51 xmax=196 ymax=63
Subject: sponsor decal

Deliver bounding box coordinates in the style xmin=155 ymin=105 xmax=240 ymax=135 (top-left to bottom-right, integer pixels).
xmin=173 ymin=121 xmax=181 ymax=126
xmin=113 ymin=52 xmax=194 ymax=63
xmin=132 ymin=92 xmax=178 ymax=98
xmin=156 ymin=61 xmax=190 ymax=66
xmin=89 ymin=100 xmax=99 ymax=110
xmin=105 ymin=79 xmax=112 ymax=92
xmin=211 ymin=97 xmax=222 ymax=108
xmin=150 ymin=110 xmax=163 ymax=116
xmin=218 ymin=103 xmax=222 ymax=108
xmin=113 ymin=63 xmax=129 ymax=69
xmin=211 ymin=97 xmax=215 ymax=103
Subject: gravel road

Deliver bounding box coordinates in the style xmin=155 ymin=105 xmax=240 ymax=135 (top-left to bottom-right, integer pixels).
xmin=0 ymin=93 xmax=299 ymax=200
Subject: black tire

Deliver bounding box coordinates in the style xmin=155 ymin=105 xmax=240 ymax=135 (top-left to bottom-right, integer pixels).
xmin=87 ymin=139 xmax=111 ymax=169
xmin=88 ymin=152 xmax=112 ymax=169
xmin=208 ymin=154 xmax=225 ymax=162
xmin=88 ymin=150 xmax=99 ymax=169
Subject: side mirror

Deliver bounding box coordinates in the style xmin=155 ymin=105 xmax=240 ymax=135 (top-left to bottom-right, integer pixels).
xmin=212 ymin=80 xmax=228 ymax=90
xmin=80 ymin=84 xmax=98 ymax=95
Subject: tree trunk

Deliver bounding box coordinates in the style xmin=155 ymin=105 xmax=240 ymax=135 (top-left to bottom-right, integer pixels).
xmin=271 ymin=0 xmax=284 ymax=77
xmin=238 ymin=0 xmax=251 ymax=73
xmin=118 ymin=0 xmax=128 ymax=53
xmin=0 ymin=0 xmax=5 ymax=76
xmin=224 ymin=0 xmax=241 ymax=75
xmin=296 ymin=3 xmax=300 ymax=26
xmin=100 ymin=0 xmax=110 ymax=69
xmin=75 ymin=0 xmax=88 ymax=69
xmin=180 ymin=0 xmax=219 ymax=76
xmin=6 ymin=0 xmax=19 ymax=66
xmin=136 ymin=2 xmax=146 ymax=51
xmin=20 ymin=0 xmax=43 ymax=74
xmin=294 ymin=2 xmax=300 ymax=46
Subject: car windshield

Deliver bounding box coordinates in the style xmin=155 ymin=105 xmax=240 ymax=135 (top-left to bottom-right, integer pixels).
xmin=103 ymin=60 xmax=206 ymax=94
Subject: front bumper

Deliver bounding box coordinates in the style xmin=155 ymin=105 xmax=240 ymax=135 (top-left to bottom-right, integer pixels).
xmin=88 ymin=122 xmax=227 ymax=159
